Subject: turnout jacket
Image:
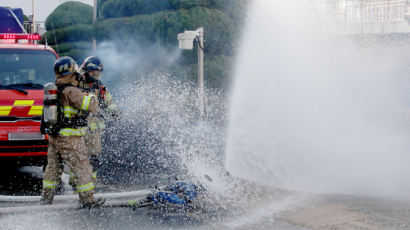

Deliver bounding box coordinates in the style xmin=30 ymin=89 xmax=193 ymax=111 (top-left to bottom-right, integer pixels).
xmin=56 ymin=76 xmax=99 ymax=137
xmin=79 ymin=79 xmax=120 ymax=132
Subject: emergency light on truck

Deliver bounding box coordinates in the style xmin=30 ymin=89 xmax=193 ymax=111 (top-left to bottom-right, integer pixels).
xmin=0 ymin=34 xmax=41 ymax=40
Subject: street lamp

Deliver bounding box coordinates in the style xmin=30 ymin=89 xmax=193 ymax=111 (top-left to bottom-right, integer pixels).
xmin=92 ymin=0 xmax=97 ymax=51
xmin=32 ymin=0 xmax=36 ymax=33
xmin=177 ymin=27 xmax=205 ymax=118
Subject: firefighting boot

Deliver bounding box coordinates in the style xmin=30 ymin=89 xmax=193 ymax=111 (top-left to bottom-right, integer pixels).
xmin=40 ymin=188 xmax=55 ymax=205
xmin=79 ymin=190 xmax=105 ymax=209
xmin=82 ymin=197 xmax=106 ymax=209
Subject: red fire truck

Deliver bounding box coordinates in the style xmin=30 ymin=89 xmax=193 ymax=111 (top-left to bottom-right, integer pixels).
xmin=0 ymin=7 xmax=58 ymax=168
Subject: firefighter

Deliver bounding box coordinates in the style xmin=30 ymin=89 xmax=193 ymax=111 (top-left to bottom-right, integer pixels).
xmin=41 ymin=56 xmax=105 ymax=208
xmin=72 ymin=56 xmax=120 ymax=188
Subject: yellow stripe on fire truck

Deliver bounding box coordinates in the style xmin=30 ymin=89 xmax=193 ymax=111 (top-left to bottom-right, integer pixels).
xmin=0 ymin=103 xmax=44 ymax=116
xmin=13 ymin=100 xmax=34 ymax=106
xmin=0 ymin=106 xmax=12 ymax=116
xmin=28 ymin=106 xmax=43 ymax=115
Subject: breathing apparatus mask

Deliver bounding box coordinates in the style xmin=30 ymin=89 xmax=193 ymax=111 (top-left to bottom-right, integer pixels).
xmin=80 ymin=56 xmax=104 ymax=84
xmin=85 ymin=70 xmax=102 ymax=83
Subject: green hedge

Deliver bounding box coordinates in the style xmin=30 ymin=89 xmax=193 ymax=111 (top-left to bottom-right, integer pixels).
xmin=59 ymin=48 xmax=91 ymax=63
xmin=99 ymin=0 xmax=221 ymax=19
xmin=97 ymin=0 xmax=111 ymax=13
xmin=95 ymin=7 xmax=234 ymax=56
xmin=214 ymin=0 xmax=249 ymax=24
xmin=45 ymin=1 xmax=92 ymax=31
xmin=169 ymin=0 xmax=215 ymax=10
xmin=100 ymin=0 xmax=171 ymax=19
xmin=169 ymin=55 xmax=233 ymax=89
xmin=51 ymin=42 xmax=93 ymax=54
xmin=99 ymin=0 xmax=247 ymax=19
xmin=204 ymin=55 xmax=233 ymax=89
xmin=42 ymin=24 xmax=93 ymax=45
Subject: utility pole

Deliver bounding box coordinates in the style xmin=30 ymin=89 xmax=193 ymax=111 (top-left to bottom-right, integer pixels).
xmin=92 ymin=0 xmax=97 ymax=51
xmin=32 ymin=0 xmax=36 ymax=33
xmin=177 ymin=27 xmax=206 ymax=119
xmin=197 ymin=27 xmax=205 ymax=119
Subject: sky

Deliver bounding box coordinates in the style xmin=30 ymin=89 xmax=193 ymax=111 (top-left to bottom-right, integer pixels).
xmin=0 ymin=0 xmax=93 ymax=21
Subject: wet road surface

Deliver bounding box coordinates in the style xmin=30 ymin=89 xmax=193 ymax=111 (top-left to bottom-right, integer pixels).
xmin=1 ymin=166 xmax=410 ymax=230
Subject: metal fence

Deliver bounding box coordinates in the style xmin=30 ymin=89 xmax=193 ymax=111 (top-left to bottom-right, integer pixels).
xmin=317 ymin=0 xmax=409 ymax=23
xmin=351 ymin=0 xmax=408 ymax=23
xmin=23 ymin=22 xmax=46 ymax=35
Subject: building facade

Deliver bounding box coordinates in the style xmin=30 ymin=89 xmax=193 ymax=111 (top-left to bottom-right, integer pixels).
xmin=315 ymin=0 xmax=410 ymax=33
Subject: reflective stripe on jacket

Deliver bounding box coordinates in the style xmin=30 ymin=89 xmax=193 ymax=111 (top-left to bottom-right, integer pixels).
xmin=62 ymin=106 xmax=79 ymax=118
xmin=57 ymin=86 xmax=98 ymax=137
xmin=59 ymin=127 xmax=88 ymax=137
xmin=81 ymin=95 xmax=93 ymax=112
xmin=79 ymin=82 xmax=120 ymax=132
xmin=89 ymin=121 xmax=106 ymax=131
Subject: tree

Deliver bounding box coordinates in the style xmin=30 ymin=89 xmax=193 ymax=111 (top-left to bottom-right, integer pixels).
xmin=44 ymin=2 xmax=94 ymax=62
xmin=42 ymin=24 xmax=93 ymax=45
xmin=95 ymin=7 xmax=234 ymax=57
xmin=100 ymin=0 xmax=171 ymax=19
xmin=168 ymin=0 xmax=216 ymax=10
xmin=45 ymin=1 xmax=92 ymax=31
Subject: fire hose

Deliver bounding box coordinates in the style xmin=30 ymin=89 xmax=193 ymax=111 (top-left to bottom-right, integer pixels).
xmin=0 ymin=181 xmax=200 ymax=215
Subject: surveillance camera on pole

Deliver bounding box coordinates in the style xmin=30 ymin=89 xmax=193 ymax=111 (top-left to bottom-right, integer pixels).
xmin=177 ymin=27 xmax=205 ymax=119
xmin=177 ymin=31 xmax=198 ymax=50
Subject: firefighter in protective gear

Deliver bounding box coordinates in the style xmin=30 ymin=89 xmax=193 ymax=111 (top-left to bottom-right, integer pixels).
xmin=70 ymin=56 xmax=120 ymax=188
xmin=41 ymin=56 xmax=105 ymax=208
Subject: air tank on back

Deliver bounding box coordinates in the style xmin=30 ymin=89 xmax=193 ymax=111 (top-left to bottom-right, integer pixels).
xmin=43 ymin=83 xmax=58 ymax=126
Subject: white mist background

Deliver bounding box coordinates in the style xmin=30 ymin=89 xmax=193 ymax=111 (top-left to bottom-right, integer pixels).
xmin=225 ymin=0 xmax=410 ymax=199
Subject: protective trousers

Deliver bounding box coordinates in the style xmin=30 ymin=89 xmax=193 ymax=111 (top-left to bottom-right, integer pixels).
xmin=69 ymin=130 xmax=102 ymax=190
xmin=41 ymin=136 xmax=96 ymax=205
xmin=85 ymin=131 xmax=102 ymax=157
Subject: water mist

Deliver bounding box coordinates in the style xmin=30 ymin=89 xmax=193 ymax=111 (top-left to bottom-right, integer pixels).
xmin=226 ymin=0 xmax=410 ymax=199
